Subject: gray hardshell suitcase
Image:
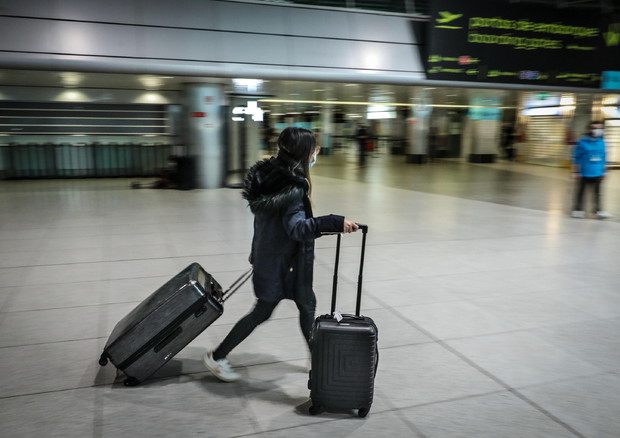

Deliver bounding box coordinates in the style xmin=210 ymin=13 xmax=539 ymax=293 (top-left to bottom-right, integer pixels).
xmin=308 ymin=225 xmax=379 ymax=418
xmin=99 ymin=263 xmax=251 ymax=386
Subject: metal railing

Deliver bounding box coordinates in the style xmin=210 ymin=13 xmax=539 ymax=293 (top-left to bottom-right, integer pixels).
xmin=0 ymin=143 xmax=173 ymax=179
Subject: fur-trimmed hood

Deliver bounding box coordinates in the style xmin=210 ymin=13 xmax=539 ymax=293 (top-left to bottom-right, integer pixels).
xmin=242 ymin=157 xmax=308 ymax=215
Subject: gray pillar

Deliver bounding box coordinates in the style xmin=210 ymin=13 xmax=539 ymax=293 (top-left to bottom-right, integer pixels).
xmin=321 ymin=106 xmax=333 ymax=154
xmin=245 ymin=112 xmax=261 ymax=164
xmin=185 ymin=84 xmax=225 ymax=189
xmin=466 ymin=91 xmax=503 ymax=163
xmin=407 ymin=90 xmax=432 ymax=164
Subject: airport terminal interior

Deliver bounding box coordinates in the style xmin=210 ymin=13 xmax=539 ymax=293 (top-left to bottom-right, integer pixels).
xmin=1 ymin=0 xmax=620 ymax=437
xmin=1 ymin=153 xmax=620 ymax=437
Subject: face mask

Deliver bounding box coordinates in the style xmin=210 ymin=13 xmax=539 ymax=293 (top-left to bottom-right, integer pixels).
xmin=592 ymin=128 xmax=604 ymax=138
xmin=309 ymin=151 xmax=318 ymax=168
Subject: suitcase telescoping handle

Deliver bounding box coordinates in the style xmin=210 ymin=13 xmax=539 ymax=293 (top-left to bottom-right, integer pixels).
xmin=331 ymin=223 xmax=368 ymax=317
xmin=222 ymin=267 xmax=253 ymax=302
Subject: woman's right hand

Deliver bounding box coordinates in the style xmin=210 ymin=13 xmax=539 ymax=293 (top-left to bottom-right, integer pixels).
xmin=343 ymin=219 xmax=359 ymax=233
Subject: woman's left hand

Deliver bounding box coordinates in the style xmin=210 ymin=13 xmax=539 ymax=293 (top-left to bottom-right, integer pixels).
xmin=343 ymin=219 xmax=359 ymax=233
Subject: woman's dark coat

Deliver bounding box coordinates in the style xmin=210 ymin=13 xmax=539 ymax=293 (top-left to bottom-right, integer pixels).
xmin=242 ymin=156 xmax=344 ymax=305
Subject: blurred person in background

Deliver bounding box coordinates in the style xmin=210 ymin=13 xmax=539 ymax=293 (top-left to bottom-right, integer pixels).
xmin=571 ymin=121 xmax=613 ymax=219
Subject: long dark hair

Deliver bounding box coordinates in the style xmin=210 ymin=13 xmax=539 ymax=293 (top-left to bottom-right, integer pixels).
xmin=277 ymin=127 xmax=316 ymax=179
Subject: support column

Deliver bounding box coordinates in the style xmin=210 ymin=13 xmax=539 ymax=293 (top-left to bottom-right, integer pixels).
xmin=321 ymin=106 xmax=333 ymax=155
xmin=466 ymin=91 xmax=503 ymax=163
xmin=245 ymin=107 xmax=261 ymax=163
xmin=185 ymin=84 xmax=225 ymax=189
xmin=407 ymin=90 xmax=432 ymax=164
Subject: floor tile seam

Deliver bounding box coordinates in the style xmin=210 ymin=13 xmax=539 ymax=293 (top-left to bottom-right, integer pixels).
xmin=0 ymin=385 xmax=105 ymax=401
xmin=453 ymin=294 xmax=613 ymax=333
xmin=387 ymin=312 xmax=617 ymax=348
xmin=0 ymin=274 xmax=171 ymax=289
xmin=0 ymin=299 xmax=144 ymax=314
xmin=378 ymin=387 xmax=508 ymax=414
xmin=3 ymin=270 xmax=253 ymax=288
xmin=0 ymin=343 xmax=442 ymax=400
xmin=434 ymin=322 xmax=608 ymax=344
xmin=0 ymin=290 xmax=259 ymax=313
xmin=418 ymin=335 xmax=590 ymax=438
xmin=315 ymin=169 xmax=620 ymax=221
xmin=234 ymin=381 xmax=263 ymax=435
xmin=511 ymin=369 xmax=620 ymax=392
xmin=0 ymin=356 xmax=312 ymax=401
xmin=217 ymin=403 xmax=428 ymax=438
xmin=329 ymin=269 xmax=590 ymax=298
xmin=0 ymin=231 xmax=611 ymax=255
xmin=0 ymin=310 xmax=322 ymax=349
xmin=0 ymin=269 xmax=254 ymax=288
xmin=365 ymin=291 xmax=589 ymax=438
xmin=364 ymin=299 xmax=619 ymax=350
xmin=0 ymin=252 xmax=252 ymax=269
xmin=320 ymin=231 xmax=616 ymax=258
xmin=315 ymin=172 xmax=550 ymax=205
xmin=0 ymin=335 xmax=110 ymax=350
xmin=407 ymin=262 xmax=618 ymax=283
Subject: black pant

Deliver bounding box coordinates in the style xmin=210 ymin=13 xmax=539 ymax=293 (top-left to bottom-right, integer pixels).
xmin=574 ymin=176 xmax=603 ymax=212
xmin=212 ymin=298 xmax=315 ymax=361
xmin=358 ymin=141 xmax=367 ymax=166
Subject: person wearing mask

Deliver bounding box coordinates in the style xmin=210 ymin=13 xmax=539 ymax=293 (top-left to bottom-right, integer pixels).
xmin=203 ymin=127 xmax=359 ymax=382
xmin=571 ymin=121 xmax=613 ymax=219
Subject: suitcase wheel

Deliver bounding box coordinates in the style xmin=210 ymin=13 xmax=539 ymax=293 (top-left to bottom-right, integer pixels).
xmin=98 ymin=355 xmax=108 ymax=366
xmin=309 ymin=403 xmax=323 ymax=416
xmin=124 ymin=377 xmax=140 ymax=387
xmin=358 ymin=407 xmax=370 ymax=418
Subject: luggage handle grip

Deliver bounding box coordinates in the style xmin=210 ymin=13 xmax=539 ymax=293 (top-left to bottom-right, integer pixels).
xmin=356 ymin=223 xmax=368 ymax=233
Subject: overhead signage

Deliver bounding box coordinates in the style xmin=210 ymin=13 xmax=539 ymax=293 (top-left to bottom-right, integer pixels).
xmin=424 ymin=0 xmax=620 ymax=88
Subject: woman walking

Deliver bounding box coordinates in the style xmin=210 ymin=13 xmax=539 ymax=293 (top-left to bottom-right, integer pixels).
xmin=203 ymin=127 xmax=359 ymax=381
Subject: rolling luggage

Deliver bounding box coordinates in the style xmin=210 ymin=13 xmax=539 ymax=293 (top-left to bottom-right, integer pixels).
xmin=308 ymin=224 xmax=378 ymax=418
xmin=99 ymin=263 xmax=251 ymax=386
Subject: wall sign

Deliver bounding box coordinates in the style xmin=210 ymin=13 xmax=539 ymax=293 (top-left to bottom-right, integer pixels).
xmin=425 ymin=0 xmax=620 ymax=88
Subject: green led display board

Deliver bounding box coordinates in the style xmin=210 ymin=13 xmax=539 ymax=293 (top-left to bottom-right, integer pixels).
xmin=424 ymin=0 xmax=620 ymax=88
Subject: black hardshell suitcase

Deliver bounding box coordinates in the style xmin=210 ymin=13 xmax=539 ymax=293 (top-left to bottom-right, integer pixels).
xmin=308 ymin=225 xmax=378 ymax=418
xmin=99 ymin=263 xmax=251 ymax=386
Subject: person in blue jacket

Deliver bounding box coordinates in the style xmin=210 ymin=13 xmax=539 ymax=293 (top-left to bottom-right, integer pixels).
xmin=571 ymin=120 xmax=612 ymax=219
xmin=203 ymin=127 xmax=359 ymax=382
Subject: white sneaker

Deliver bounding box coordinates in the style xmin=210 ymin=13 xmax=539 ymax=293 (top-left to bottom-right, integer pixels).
xmin=571 ymin=210 xmax=585 ymax=218
xmin=596 ymin=211 xmax=613 ymax=219
xmin=202 ymin=352 xmax=240 ymax=382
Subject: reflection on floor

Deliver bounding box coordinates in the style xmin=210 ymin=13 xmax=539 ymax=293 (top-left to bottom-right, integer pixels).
xmin=1 ymin=152 xmax=619 ymax=437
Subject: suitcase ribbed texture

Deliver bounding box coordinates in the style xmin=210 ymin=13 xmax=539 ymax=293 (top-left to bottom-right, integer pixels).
xmin=310 ymin=315 xmax=378 ymax=410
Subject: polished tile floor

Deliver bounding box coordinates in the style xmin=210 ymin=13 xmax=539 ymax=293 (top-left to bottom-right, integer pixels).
xmin=1 ymin=149 xmax=619 ymax=437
